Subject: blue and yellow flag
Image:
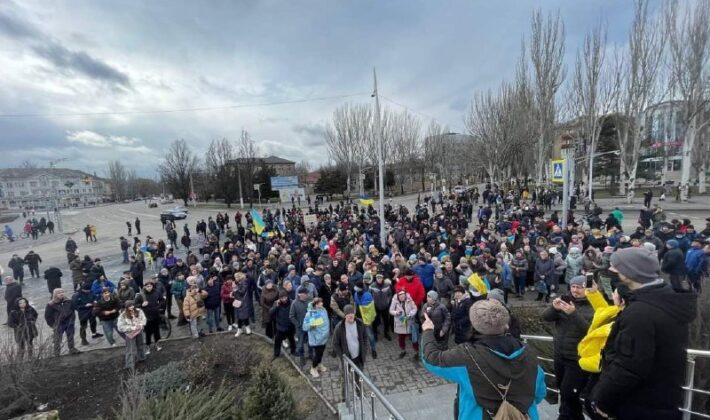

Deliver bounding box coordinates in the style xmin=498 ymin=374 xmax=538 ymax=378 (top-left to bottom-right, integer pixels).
xmin=250 ymin=208 xmax=265 ymax=234
xmin=359 ymin=194 xmax=375 ymax=206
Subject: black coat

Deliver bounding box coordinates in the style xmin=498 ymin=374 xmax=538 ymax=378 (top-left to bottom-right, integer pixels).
xmin=135 ymin=288 xmax=165 ymax=321
xmin=269 ymin=298 xmax=292 ymax=332
xmin=661 ymin=248 xmax=687 ymax=276
xmin=542 ymin=297 xmax=593 ymax=362
xmin=332 ymin=318 xmax=368 ymax=363
xmin=8 ymin=306 xmax=38 ymax=343
xmin=590 ymin=284 xmax=697 ymax=419
xmin=4 ymin=283 xmax=23 ymax=312
xmin=44 ymin=267 xmax=63 ymax=294
xmin=45 ymin=298 xmax=75 ymax=329
xmin=451 ymin=295 xmax=473 ymax=343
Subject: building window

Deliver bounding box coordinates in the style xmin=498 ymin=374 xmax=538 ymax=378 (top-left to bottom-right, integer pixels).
xmin=30 ymin=181 xmax=37 ymax=187
xmin=15 ymin=182 xmax=25 ymax=187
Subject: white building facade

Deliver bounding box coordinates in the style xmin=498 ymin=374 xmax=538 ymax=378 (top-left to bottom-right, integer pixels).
xmin=0 ymin=168 xmax=109 ymax=209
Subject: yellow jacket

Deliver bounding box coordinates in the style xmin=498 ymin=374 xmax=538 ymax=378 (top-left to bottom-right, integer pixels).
xmin=577 ymin=290 xmax=621 ymax=373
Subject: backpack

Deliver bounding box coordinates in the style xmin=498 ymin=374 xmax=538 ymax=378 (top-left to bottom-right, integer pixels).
xmin=463 ymin=345 xmax=529 ymax=420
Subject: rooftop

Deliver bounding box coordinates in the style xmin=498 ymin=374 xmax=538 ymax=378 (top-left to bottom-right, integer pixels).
xmin=0 ymin=167 xmax=99 ymax=180
xmin=232 ymin=155 xmax=296 ymax=165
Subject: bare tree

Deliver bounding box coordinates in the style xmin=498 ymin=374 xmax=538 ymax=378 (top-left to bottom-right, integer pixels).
xmin=570 ymin=22 xmax=622 ymax=199
xmin=158 ymin=139 xmax=199 ymax=206
xmin=529 ymin=9 xmax=566 ymax=184
xmin=206 ymin=138 xmax=238 ymax=207
xmin=324 ymin=103 xmax=372 ymax=198
xmin=237 ymin=129 xmax=259 ymax=206
xmin=107 ymin=160 xmax=128 ymax=201
xmin=388 ymin=110 xmax=422 ymax=194
xmin=615 ymin=0 xmax=667 ymax=201
xmin=666 ymin=0 xmax=710 ymax=198
xmin=423 ymin=120 xmax=450 ymax=189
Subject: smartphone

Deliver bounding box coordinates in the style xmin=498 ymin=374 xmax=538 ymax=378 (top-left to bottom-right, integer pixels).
xmin=561 ymin=295 xmax=573 ymax=304
xmin=585 ymin=273 xmax=594 ymax=288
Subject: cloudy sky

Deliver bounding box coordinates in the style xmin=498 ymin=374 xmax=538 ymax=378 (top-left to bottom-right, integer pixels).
xmin=0 ymin=0 xmax=660 ymax=177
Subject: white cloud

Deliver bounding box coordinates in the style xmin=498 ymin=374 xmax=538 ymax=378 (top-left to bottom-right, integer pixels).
xmin=66 ymin=129 xmax=138 ymax=147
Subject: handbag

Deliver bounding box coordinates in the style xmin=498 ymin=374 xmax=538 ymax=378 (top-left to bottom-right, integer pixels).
xmin=232 ymin=299 xmax=243 ymax=308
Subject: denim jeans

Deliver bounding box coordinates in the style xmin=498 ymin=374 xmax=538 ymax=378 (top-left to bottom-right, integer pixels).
xmin=189 ymin=316 xmax=206 ymax=337
xmin=296 ymin=329 xmax=313 ymax=358
xmin=206 ymin=307 xmax=221 ymax=332
xmin=122 ymin=249 xmax=129 ymax=263
xmin=364 ymin=325 xmax=377 ymax=352
xmin=101 ymin=318 xmax=124 ymax=345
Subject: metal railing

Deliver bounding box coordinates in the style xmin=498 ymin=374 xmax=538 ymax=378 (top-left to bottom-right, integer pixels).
xmin=520 ymin=334 xmax=710 ymax=420
xmin=342 ymin=356 xmax=406 ymax=420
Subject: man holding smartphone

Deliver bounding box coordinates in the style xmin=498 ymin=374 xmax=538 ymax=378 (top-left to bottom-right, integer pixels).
xmin=542 ymin=275 xmax=593 ymax=420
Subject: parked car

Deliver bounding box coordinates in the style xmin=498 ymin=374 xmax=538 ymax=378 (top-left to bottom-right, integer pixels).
xmin=161 ymin=207 xmax=188 ymax=220
xmin=149 ymin=203 xmax=158 ymax=208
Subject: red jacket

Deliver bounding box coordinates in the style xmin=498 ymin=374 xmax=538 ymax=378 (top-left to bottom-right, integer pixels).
xmin=395 ymin=275 xmax=426 ymax=307
xmin=220 ymin=282 xmax=234 ymax=303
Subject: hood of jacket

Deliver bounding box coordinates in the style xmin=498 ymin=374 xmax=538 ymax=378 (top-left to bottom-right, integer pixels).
xmin=631 ymin=284 xmax=697 ymax=324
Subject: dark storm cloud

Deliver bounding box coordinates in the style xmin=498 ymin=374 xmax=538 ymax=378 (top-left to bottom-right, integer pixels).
xmin=0 ymin=6 xmax=131 ymax=89
xmin=31 ymin=43 xmax=131 ymax=88
xmin=0 ymin=10 xmax=40 ymax=40
xmin=293 ymin=122 xmax=325 ymax=138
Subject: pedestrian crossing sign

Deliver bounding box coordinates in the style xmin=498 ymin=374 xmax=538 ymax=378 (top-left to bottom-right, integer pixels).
xmin=550 ymin=160 xmax=564 ymax=184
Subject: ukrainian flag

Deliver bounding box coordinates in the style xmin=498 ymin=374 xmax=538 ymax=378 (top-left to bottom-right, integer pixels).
xmin=359 ymin=194 xmax=375 ymax=206
xmin=250 ymin=209 xmax=265 ymax=234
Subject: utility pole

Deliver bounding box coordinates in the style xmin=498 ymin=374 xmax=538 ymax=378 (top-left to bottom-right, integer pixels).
xmin=237 ymin=164 xmax=244 ymax=209
xmin=189 ymin=172 xmax=196 ymax=207
xmin=561 ymin=135 xmax=573 ymax=229
xmin=373 ymin=67 xmax=386 ymax=249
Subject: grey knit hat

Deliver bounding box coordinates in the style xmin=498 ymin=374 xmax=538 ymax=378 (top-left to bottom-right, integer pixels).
xmin=469 ymin=299 xmax=509 ymax=336
xmin=569 ymin=275 xmax=586 ymax=286
xmin=427 ymin=290 xmax=438 ymax=301
xmin=487 ymin=288 xmax=505 ymax=304
xmin=610 ymin=247 xmax=660 ymax=284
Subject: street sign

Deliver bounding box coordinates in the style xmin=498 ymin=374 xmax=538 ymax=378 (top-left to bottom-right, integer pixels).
xmin=270 ymin=176 xmax=299 ymax=191
xmin=550 ymin=160 xmax=564 ymax=184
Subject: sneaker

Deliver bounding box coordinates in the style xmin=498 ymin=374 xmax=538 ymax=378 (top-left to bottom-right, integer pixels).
xmin=81 ymin=339 xmax=90 ymax=346
xmin=399 ymin=351 xmax=407 ymax=359
xmin=156 ymin=345 xmax=162 ymax=352
xmin=232 ymin=323 xmax=238 ymax=329
xmin=372 ymin=350 xmax=378 ymax=359
xmin=282 ymin=341 xmax=289 ymax=349
xmin=235 ymin=328 xmax=242 ymax=337
xmin=145 ymin=348 xmax=151 ymax=355
xmin=228 ymin=325 xmax=233 ymax=331
xmin=92 ymin=333 xmax=104 ymax=338
xmin=69 ymin=348 xmax=81 ymax=355
xmin=217 ymin=327 xmax=224 ymax=332
xmin=317 ymin=364 xmax=328 ymax=373
xmin=309 ymin=367 xmax=320 ymax=378
xmin=245 ymin=326 xmax=252 ymax=335
xmin=550 ymin=293 xmax=557 ymax=298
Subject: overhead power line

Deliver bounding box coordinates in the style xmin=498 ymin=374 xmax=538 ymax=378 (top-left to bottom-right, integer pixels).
xmin=0 ymin=92 xmax=370 ymax=118
xmin=379 ymin=95 xmax=463 ymax=132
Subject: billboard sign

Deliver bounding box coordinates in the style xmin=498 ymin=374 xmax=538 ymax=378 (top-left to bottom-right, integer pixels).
xmin=270 ymin=176 xmax=299 ymax=191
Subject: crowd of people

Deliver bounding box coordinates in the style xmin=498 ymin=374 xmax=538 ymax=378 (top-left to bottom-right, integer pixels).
xmin=1 ymin=184 xmax=709 ymax=419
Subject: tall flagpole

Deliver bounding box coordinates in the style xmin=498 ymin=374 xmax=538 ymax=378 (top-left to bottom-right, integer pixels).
xmin=373 ymin=67 xmax=386 ymax=249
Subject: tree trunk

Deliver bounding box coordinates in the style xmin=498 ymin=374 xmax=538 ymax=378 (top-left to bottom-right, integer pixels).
xmin=536 ymin=125 xmax=546 ymax=185
xmin=680 ymin=119 xmax=696 ymax=202
xmin=618 ymin=158 xmax=627 ymax=196
xmin=698 ymin=163 xmax=707 ymax=194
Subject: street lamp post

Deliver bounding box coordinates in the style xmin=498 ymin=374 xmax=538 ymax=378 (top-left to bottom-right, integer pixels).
xmin=372 ymin=67 xmax=386 ymax=249
xmin=561 ymin=135 xmax=574 ymax=229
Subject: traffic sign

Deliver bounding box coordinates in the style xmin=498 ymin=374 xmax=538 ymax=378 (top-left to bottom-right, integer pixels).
xmin=550 ymin=160 xmax=564 ymax=184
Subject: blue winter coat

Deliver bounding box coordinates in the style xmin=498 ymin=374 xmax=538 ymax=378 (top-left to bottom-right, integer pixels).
xmin=302 ymin=305 xmax=330 ymax=346
xmin=91 ymin=279 xmax=116 ymax=300
xmin=686 ymin=248 xmax=705 ymax=275
xmin=72 ymin=290 xmax=96 ymax=321
xmin=415 ymin=263 xmax=436 ymax=291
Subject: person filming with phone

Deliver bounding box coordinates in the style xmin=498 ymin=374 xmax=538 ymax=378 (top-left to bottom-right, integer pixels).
xmin=542 ymin=275 xmax=593 ymax=420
